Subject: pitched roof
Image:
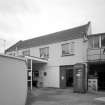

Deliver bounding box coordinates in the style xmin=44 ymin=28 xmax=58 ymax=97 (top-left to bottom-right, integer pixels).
xmin=5 ymin=22 xmax=90 ymax=52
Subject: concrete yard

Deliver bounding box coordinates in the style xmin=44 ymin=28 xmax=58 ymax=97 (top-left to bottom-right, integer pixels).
xmin=26 ymin=88 xmax=105 ymax=105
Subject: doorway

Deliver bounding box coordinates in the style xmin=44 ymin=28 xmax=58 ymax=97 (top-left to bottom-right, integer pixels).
xmin=60 ymin=65 xmax=73 ymax=88
xmin=66 ymin=69 xmax=73 ymax=87
xmin=32 ymin=71 xmax=39 ymax=88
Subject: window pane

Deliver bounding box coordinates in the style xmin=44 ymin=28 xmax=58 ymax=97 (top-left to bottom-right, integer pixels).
xmin=94 ymin=36 xmax=99 ymax=48
xmin=88 ymin=37 xmax=94 ymax=48
xmin=101 ymin=35 xmax=105 ymax=47
xmin=27 ymin=59 xmax=31 ymax=69
xmin=40 ymin=47 xmax=49 ymax=58
xmin=62 ymin=44 xmax=69 ymax=55
xmin=22 ymin=49 xmax=30 ymax=56
xmin=62 ymin=42 xmax=74 ymax=56
xmin=88 ymin=36 xmax=99 ymax=48
xmin=70 ymin=42 xmax=74 ymax=54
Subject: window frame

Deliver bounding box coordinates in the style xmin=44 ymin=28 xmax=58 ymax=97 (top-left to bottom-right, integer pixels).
xmin=22 ymin=49 xmax=30 ymax=56
xmin=40 ymin=47 xmax=49 ymax=59
xmin=61 ymin=42 xmax=75 ymax=56
xmin=43 ymin=72 xmax=47 ymax=76
xmin=88 ymin=36 xmax=100 ymax=49
xmin=101 ymin=35 xmax=105 ymax=48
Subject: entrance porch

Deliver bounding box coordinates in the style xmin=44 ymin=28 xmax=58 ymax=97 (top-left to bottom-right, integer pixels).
xmin=25 ymin=56 xmax=48 ymax=90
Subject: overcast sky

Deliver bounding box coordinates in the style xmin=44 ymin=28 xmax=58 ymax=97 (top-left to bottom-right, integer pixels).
xmin=0 ymin=0 xmax=105 ymax=52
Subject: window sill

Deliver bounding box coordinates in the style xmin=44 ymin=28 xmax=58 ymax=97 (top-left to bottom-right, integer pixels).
xmin=88 ymin=48 xmax=100 ymax=50
xmin=61 ymin=54 xmax=75 ymax=57
xmin=40 ymin=57 xmax=49 ymax=60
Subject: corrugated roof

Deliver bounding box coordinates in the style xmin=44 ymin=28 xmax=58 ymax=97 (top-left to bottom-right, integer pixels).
xmin=5 ymin=22 xmax=90 ymax=52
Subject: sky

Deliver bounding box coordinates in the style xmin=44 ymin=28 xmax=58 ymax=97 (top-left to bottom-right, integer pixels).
xmin=0 ymin=0 xmax=105 ymax=53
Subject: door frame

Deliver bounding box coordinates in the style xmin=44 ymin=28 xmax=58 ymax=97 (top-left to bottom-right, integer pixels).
xmin=59 ymin=65 xmax=73 ymax=88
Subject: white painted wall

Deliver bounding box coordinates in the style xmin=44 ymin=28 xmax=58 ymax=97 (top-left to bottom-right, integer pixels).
xmin=0 ymin=55 xmax=27 ymax=105
xmin=29 ymin=38 xmax=87 ymax=64
xmin=29 ymin=38 xmax=88 ymax=87
xmin=39 ymin=65 xmax=60 ymax=88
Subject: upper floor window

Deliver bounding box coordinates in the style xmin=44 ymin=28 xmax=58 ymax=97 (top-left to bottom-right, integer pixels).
xmin=88 ymin=36 xmax=99 ymax=49
xmin=62 ymin=42 xmax=74 ymax=56
xmin=101 ymin=35 xmax=105 ymax=48
xmin=40 ymin=47 xmax=49 ymax=58
xmin=8 ymin=53 xmax=13 ymax=56
xmin=22 ymin=49 xmax=30 ymax=56
xmin=9 ymin=52 xmax=16 ymax=56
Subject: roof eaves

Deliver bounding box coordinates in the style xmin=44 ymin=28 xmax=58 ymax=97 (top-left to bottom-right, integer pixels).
xmin=5 ymin=40 xmax=23 ymax=53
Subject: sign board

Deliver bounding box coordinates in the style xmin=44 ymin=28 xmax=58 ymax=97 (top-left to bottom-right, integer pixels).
xmin=88 ymin=79 xmax=98 ymax=92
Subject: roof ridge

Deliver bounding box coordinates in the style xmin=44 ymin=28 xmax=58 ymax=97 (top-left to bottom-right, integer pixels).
xmin=23 ymin=22 xmax=89 ymax=42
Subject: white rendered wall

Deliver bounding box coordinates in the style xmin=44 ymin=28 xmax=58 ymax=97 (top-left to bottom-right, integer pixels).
xmin=0 ymin=56 xmax=27 ymax=105
xmin=29 ymin=38 xmax=87 ymax=88
xmin=29 ymin=38 xmax=86 ymax=64
xmin=39 ymin=65 xmax=60 ymax=88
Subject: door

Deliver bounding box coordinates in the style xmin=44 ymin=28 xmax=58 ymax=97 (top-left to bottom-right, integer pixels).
xmin=66 ymin=69 xmax=73 ymax=87
xmin=60 ymin=67 xmax=66 ymax=88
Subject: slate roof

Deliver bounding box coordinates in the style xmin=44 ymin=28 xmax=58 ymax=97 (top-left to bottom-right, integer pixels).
xmin=5 ymin=22 xmax=90 ymax=52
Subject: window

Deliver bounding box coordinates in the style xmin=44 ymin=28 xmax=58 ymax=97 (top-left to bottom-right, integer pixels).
xmin=12 ymin=52 xmax=16 ymax=56
xmin=88 ymin=37 xmax=93 ymax=48
xmin=40 ymin=47 xmax=49 ymax=58
xmin=101 ymin=35 xmax=105 ymax=48
xmin=8 ymin=52 xmax=15 ymax=56
xmin=88 ymin=36 xmax=99 ymax=49
xmin=27 ymin=59 xmax=31 ymax=69
xmin=22 ymin=49 xmax=30 ymax=56
xmin=44 ymin=72 xmax=47 ymax=76
xmin=62 ymin=42 xmax=74 ymax=56
xmin=8 ymin=53 xmax=13 ymax=56
xmin=94 ymin=36 xmax=99 ymax=48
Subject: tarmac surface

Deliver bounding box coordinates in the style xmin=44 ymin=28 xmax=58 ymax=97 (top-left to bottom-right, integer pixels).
xmin=26 ymin=88 xmax=105 ymax=105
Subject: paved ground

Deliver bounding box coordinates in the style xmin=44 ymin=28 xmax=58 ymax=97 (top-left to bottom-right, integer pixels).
xmin=26 ymin=88 xmax=105 ymax=105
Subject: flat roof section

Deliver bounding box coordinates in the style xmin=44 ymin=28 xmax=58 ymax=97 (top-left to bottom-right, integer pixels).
xmin=25 ymin=56 xmax=48 ymax=63
xmin=0 ymin=54 xmax=25 ymax=61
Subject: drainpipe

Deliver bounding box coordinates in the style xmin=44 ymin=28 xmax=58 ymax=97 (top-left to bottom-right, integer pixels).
xmin=82 ymin=62 xmax=88 ymax=92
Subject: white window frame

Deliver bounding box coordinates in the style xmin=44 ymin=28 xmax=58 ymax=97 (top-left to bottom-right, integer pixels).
xmin=62 ymin=42 xmax=74 ymax=56
xmin=40 ymin=47 xmax=49 ymax=58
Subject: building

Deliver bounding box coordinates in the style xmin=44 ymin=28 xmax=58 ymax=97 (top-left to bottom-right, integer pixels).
xmin=6 ymin=21 xmax=105 ymax=91
xmin=87 ymin=33 xmax=105 ymax=91
xmin=0 ymin=54 xmax=27 ymax=105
